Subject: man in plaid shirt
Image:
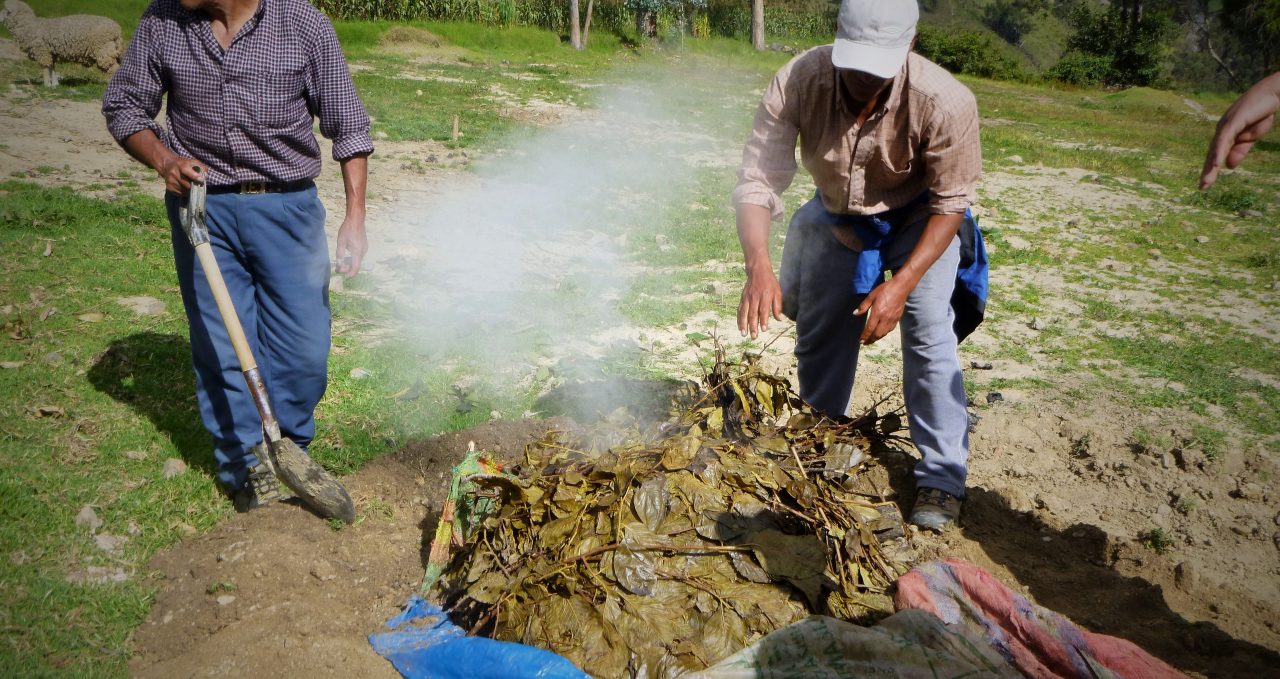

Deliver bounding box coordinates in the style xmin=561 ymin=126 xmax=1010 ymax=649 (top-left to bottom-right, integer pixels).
xmin=734 ymin=0 xmax=983 ymax=531
xmin=102 ymin=0 xmax=374 ymax=511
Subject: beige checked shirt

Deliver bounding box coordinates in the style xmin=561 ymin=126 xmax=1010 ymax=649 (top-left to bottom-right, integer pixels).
xmin=734 ymin=47 xmax=981 ymax=223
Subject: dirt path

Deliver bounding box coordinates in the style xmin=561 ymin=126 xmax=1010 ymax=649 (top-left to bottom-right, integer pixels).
xmin=3 ymin=44 xmax=1277 ymax=678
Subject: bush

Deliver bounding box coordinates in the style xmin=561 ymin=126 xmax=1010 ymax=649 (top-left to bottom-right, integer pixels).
xmin=1046 ymin=51 xmax=1112 ymax=86
xmin=1054 ymin=2 xmax=1174 ymax=87
xmin=914 ymin=24 xmax=1026 ymax=80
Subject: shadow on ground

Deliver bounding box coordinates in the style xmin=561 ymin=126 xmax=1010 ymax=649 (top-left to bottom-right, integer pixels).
xmin=957 ymin=488 xmax=1280 ymax=678
xmin=872 ymin=442 xmax=1279 ymax=678
xmin=86 ymin=332 xmax=215 ymax=476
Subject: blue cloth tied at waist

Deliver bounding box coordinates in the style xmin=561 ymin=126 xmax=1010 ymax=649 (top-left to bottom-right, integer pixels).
xmin=806 ymin=190 xmax=988 ymax=342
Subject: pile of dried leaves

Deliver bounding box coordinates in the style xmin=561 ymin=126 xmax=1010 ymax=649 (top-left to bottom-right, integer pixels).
xmin=428 ymin=350 xmax=911 ymax=677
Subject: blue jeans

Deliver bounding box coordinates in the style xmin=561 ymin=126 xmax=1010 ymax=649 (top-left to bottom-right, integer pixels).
xmin=166 ymin=187 xmax=331 ymax=491
xmin=780 ymin=200 xmax=970 ymax=498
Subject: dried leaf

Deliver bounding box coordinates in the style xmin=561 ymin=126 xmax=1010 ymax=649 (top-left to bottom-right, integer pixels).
xmin=632 ymin=475 xmax=670 ymax=532
xmin=729 ymin=551 xmax=772 ymax=583
xmin=612 ymin=542 xmax=655 ymax=596
xmin=749 ymin=530 xmax=827 ymax=607
xmin=660 ymin=434 xmax=700 ymax=470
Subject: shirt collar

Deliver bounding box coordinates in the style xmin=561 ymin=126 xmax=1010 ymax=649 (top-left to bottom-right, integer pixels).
xmin=180 ymin=0 xmax=268 ymax=47
xmin=834 ymin=54 xmax=910 ymax=121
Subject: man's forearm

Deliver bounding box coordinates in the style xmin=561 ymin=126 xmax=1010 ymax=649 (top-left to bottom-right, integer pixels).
xmin=736 ymin=203 xmax=774 ymax=273
xmin=120 ymin=129 xmax=176 ymax=174
xmin=892 ymin=212 xmax=963 ymax=290
xmin=340 ymin=154 xmax=369 ymax=220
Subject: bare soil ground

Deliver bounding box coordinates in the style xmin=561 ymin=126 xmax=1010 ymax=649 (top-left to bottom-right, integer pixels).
xmin=3 ymin=43 xmax=1277 ymax=678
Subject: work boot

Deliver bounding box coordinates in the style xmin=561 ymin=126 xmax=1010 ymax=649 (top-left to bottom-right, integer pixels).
xmin=233 ymin=457 xmax=284 ymax=513
xmin=909 ymin=487 xmax=962 ymax=532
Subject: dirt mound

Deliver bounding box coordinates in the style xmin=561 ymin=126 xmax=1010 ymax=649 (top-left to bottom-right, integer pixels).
xmin=130 ymin=413 xmax=1280 ymax=679
xmin=130 ymin=419 xmax=563 ymax=678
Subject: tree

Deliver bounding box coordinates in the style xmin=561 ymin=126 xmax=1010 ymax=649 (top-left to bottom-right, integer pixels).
xmin=981 ymin=0 xmax=1048 ymax=46
xmin=752 ymin=0 xmax=764 ymax=50
xmin=569 ymin=0 xmax=595 ymax=49
xmin=1053 ymin=1 xmax=1176 ymax=87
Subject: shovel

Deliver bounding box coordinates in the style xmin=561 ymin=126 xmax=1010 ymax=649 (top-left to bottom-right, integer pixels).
xmin=179 ymin=171 xmax=356 ymax=523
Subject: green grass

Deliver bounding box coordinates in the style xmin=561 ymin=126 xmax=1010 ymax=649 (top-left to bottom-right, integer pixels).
xmin=0 ymin=182 xmax=529 ymax=675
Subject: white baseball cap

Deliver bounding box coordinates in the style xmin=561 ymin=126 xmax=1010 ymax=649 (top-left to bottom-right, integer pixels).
xmin=832 ymin=0 xmax=919 ymax=78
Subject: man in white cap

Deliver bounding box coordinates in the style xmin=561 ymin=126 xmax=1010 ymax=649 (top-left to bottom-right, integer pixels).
xmin=733 ymin=0 xmax=984 ymax=531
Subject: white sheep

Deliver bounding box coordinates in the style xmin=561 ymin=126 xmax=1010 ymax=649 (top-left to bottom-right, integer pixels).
xmin=0 ymin=0 xmax=121 ymax=87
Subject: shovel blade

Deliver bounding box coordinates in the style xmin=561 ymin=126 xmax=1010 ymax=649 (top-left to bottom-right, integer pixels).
xmin=270 ymin=439 xmax=356 ymax=523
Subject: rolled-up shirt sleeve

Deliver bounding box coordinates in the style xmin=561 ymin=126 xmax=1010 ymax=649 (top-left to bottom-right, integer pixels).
xmin=733 ymin=66 xmax=800 ymax=221
xmin=102 ymin=13 xmax=166 ymax=145
xmin=306 ymin=19 xmax=374 ymax=161
xmin=922 ymin=88 xmax=981 ymax=214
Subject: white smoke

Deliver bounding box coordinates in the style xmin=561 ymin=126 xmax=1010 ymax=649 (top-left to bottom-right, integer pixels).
xmin=371 ymin=73 xmax=731 ymax=413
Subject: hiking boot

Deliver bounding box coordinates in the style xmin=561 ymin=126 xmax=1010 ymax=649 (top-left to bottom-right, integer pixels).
xmin=233 ymin=458 xmax=284 ymax=513
xmin=909 ymin=487 xmax=962 ymax=532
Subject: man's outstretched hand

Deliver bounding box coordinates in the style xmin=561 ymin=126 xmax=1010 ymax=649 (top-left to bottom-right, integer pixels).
xmin=1201 ymin=72 xmax=1280 ymax=190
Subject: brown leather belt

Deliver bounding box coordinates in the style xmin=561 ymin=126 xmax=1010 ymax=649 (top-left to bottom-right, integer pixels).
xmin=206 ymin=179 xmax=314 ymax=195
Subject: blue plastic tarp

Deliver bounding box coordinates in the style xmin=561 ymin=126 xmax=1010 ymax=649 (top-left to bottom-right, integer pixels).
xmin=369 ymin=596 xmax=590 ymax=679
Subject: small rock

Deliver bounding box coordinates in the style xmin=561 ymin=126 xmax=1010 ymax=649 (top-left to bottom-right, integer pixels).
xmin=1236 ymin=481 xmax=1263 ymax=500
xmin=1174 ymin=562 xmax=1199 ymax=591
xmin=970 ymin=361 xmax=993 ymax=370
xmin=174 ymin=522 xmax=197 ymax=537
xmin=162 ymin=611 xmax=174 ymax=624
xmin=1147 ymin=248 xmax=1162 ymax=258
xmin=1006 ymin=155 xmax=1024 ymax=164
xmin=75 ymin=505 xmax=102 ymax=533
xmin=127 ymin=521 xmax=141 ymax=536
xmin=216 ymin=595 xmax=237 ymax=606
xmin=329 ymin=275 xmax=344 ymax=293
xmin=374 ymin=130 xmax=388 ymax=140
xmin=1009 ymin=466 xmax=1027 ymax=478
xmin=986 ymin=392 xmax=1004 ymax=404
xmin=161 ymin=458 xmax=188 ymax=479
xmin=310 ymin=560 xmax=337 ymax=582
xmin=1029 ymin=317 xmax=1043 ymax=331
xmin=116 ymin=296 xmax=166 ymax=316
xmin=0 ymin=361 xmax=24 ymax=369
xmin=655 ymin=234 xmax=674 ymax=252
xmin=349 ymin=367 xmax=371 ymax=380
xmin=94 ymin=533 xmax=126 ymax=553
xmin=1041 ymin=536 xmax=1052 ymax=542
xmin=1160 ymin=453 xmax=1174 ymax=469
xmin=1156 ymin=504 xmax=1171 ymax=516
xmin=1241 ymin=209 xmax=1263 ymax=219
xmin=42 ymin=351 xmax=64 ymax=364
xmin=1195 ymin=235 xmax=1210 ymax=244
xmin=77 ymin=312 xmax=104 ymax=323
xmin=125 ymin=450 xmax=148 ymax=460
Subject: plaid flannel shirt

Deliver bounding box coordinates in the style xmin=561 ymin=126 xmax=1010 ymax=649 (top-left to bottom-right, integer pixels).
xmin=735 ymin=48 xmax=981 ymax=222
xmin=102 ymin=0 xmax=374 ymax=186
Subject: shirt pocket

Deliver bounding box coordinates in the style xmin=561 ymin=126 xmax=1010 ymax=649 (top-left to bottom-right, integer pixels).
xmin=872 ymin=152 xmax=913 ymax=185
xmin=251 ymin=67 xmax=308 ymax=130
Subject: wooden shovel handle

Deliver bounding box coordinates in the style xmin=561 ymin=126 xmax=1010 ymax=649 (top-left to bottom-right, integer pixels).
xmin=194 ymin=242 xmax=282 ymax=440
xmin=194 ymin=243 xmax=257 ymax=371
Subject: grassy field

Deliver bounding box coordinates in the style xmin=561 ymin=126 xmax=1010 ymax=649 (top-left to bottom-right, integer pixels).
xmin=2 ymin=5 xmax=1279 ymax=677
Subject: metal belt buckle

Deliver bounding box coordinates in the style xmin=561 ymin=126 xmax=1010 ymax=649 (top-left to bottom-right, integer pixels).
xmin=241 ymin=181 xmax=267 ymax=194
